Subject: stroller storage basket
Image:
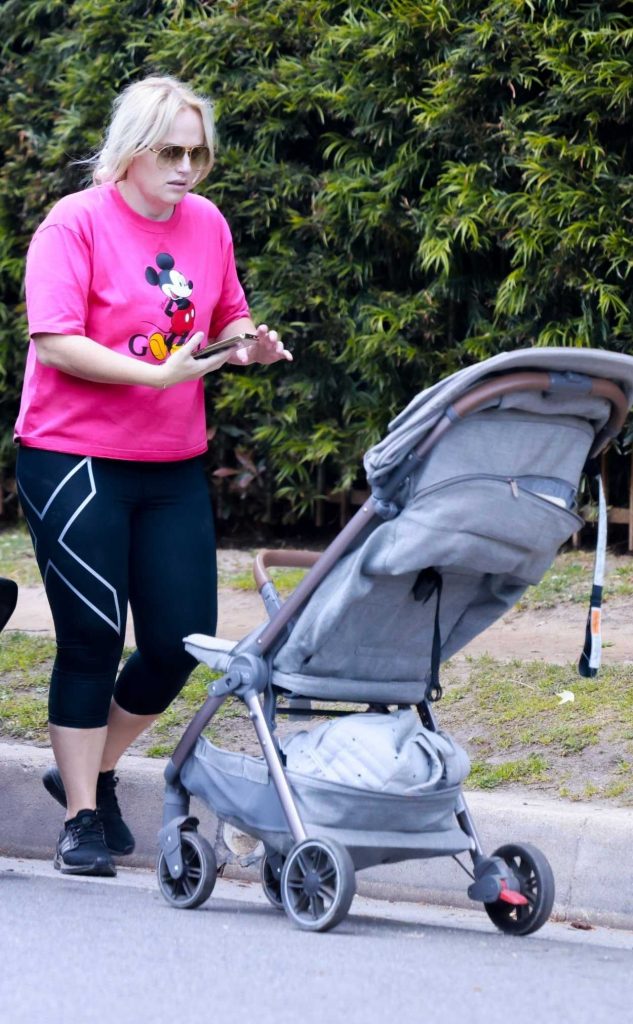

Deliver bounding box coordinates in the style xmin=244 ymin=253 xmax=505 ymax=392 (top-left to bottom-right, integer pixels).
xmin=180 ymin=737 xmax=473 ymax=869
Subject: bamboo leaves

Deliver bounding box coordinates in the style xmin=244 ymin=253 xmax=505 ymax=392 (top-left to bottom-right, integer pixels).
xmin=2 ymin=0 xmax=633 ymax=527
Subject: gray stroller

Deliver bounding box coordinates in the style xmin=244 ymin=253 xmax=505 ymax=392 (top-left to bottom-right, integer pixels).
xmin=156 ymin=348 xmax=633 ymax=933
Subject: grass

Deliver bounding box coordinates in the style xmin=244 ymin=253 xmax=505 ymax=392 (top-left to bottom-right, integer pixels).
xmin=0 ymin=526 xmax=41 ymax=586
xmin=1 ymin=522 xmax=628 ymax=605
xmin=2 ymin=526 xmax=633 ymax=804
xmin=0 ymin=630 xmax=248 ymax=752
xmin=2 ymin=628 xmax=633 ymax=804
xmin=225 ymin=567 xmax=307 ymax=595
xmin=0 ymin=525 xmax=308 ymax=596
xmin=468 ymin=755 xmax=549 ymax=789
xmin=438 ymin=654 xmax=633 ymax=804
xmin=516 ymin=549 xmax=633 ymax=610
xmin=0 ymin=632 xmax=56 ymax=682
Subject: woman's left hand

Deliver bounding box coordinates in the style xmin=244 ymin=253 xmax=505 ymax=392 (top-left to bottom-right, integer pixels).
xmin=228 ymin=324 xmax=292 ymax=366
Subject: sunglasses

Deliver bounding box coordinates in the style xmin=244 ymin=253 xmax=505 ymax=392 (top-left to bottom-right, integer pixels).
xmin=149 ymin=144 xmax=211 ymax=169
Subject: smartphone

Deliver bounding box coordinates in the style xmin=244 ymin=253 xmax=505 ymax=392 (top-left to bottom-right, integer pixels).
xmin=193 ymin=332 xmax=258 ymax=359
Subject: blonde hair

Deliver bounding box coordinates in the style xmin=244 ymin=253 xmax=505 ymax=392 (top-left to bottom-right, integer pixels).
xmin=91 ymin=75 xmax=215 ymax=185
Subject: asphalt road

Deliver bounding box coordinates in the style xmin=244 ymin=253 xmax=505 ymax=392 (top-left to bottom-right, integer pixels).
xmin=1 ymin=857 xmax=632 ymax=1024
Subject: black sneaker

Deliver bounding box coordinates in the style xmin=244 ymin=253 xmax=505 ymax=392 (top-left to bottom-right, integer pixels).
xmin=54 ymin=809 xmax=116 ymax=877
xmin=43 ymin=767 xmax=136 ymax=855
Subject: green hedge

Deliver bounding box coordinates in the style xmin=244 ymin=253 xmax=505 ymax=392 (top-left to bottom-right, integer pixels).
xmin=1 ymin=0 xmax=632 ymax=528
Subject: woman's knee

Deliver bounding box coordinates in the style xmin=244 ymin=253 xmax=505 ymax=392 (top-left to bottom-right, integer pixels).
xmin=113 ymin=646 xmax=196 ymax=717
xmin=48 ymin=666 xmax=117 ymax=728
xmin=48 ymin=628 xmax=125 ymax=728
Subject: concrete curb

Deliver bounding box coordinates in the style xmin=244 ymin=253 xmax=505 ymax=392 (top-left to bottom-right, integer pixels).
xmin=1 ymin=740 xmax=631 ymax=930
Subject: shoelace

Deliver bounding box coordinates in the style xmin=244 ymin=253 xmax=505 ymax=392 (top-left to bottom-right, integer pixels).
xmin=68 ymin=814 xmax=106 ymax=846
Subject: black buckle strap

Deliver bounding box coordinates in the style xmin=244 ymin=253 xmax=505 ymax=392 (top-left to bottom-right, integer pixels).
xmin=413 ymin=567 xmax=443 ymax=701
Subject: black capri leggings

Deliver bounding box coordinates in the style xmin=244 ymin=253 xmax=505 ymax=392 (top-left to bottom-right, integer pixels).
xmin=16 ymin=447 xmax=217 ymax=728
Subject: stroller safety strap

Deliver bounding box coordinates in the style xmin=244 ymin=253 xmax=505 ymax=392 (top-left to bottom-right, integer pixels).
xmin=578 ymin=466 xmax=606 ymax=678
xmin=412 ymin=568 xmax=443 ymax=701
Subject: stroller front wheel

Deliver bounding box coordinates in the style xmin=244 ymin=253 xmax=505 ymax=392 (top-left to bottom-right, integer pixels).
xmin=157 ymin=830 xmax=217 ymax=910
xmin=281 ymin=838 xmax=356 ymax=932
xmin=484 ymin=842 xmax=555 ymax=936
xmin=261 ymin=851 xmax=286 ymax=911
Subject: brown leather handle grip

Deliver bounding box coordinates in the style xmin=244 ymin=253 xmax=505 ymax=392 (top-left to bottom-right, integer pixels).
xmin=415 ymin=372 xmax=629 ymax=461
xmin=451 ymin=372 xmax=629 ymax=441
xmin=253 ymin=549 xmax=321 ymax=591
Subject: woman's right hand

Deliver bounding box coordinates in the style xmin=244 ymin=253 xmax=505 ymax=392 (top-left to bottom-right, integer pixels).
xmin=156 ymin=332 xmax=231 ymax=388
xmin=31 ymin=330 xmax=232 ymax=390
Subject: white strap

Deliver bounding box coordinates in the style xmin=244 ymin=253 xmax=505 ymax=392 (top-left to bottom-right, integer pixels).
xmin=579 ymin=473 xmax=606 ymax=676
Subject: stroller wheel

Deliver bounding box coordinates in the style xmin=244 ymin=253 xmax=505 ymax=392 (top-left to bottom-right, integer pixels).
xmin=157 ymin=830 xmax=217 ymax=910
xmin=484 ymin=842 xmax=555 ymax=936
xmin=281 ymin=838 xmax=355 ymax=932
xmin=260 ymin=852 xmax=285 ymax=911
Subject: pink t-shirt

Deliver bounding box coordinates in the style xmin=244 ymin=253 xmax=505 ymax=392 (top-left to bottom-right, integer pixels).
xmin=15 ymin=182 xmax=250 ymax=460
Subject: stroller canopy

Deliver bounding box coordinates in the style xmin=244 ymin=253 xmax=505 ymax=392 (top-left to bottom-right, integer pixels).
xmin=365 ymin=347 xmax=633 ymax=487
xmin=272 ymin=348 xmax=633 ymax=703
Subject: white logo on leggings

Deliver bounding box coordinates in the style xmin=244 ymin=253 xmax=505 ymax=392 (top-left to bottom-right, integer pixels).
xmin=19 ymin=457 xmax=122 ymax=634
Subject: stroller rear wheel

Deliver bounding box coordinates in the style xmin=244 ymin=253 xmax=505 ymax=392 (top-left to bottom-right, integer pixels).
xmin=281 ymin=838 xmax=355 ymax=932
xmin=157 ymin=830 xmax=217 ymax=910
xmin=260 ymin=852 xmax=285 ymax=911
xmin=484 ymin=842 xmax=555 ymax=936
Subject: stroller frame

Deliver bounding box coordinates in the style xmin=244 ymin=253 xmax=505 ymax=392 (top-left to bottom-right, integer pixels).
xmin=157 ymin=367 xmax=629 ymax=933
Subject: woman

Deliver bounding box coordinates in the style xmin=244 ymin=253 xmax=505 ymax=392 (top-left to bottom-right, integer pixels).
xmin=14 ymin=75 xmax=292 ymax=877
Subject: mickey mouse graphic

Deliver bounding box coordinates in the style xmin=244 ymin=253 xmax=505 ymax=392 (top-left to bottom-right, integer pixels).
xmin=144 ymin=253 xmax=196 ymax=361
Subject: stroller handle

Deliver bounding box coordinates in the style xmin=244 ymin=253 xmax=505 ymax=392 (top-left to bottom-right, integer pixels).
xmin=253 ymin=549 xmax=320 ymax=591
xmin=416 ymin=371 xmax=629 ymax=462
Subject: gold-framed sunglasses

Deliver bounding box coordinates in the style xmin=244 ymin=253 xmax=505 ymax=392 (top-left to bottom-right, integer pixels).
xmin=149 ymin=144 xmax=211 ymax=169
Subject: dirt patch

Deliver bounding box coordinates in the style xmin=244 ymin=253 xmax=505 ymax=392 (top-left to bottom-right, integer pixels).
xmin=4 ymin=547 xmax=633 ymax=805
xmin=215 ymin=548 xmax=633 ymax=665
xmin=146 ymin=551 xmax=633 ymax=804
xmin=461 ymin=599 xmax=633 ymax=665
xmin=149 ymin=609 xmax=633 ymax=806
xmin=10 ymin=547 xmax=633 ymax=663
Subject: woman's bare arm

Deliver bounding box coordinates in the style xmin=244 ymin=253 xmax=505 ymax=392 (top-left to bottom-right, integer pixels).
xmin=33 ymin=331 xmax=230 ymax=388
